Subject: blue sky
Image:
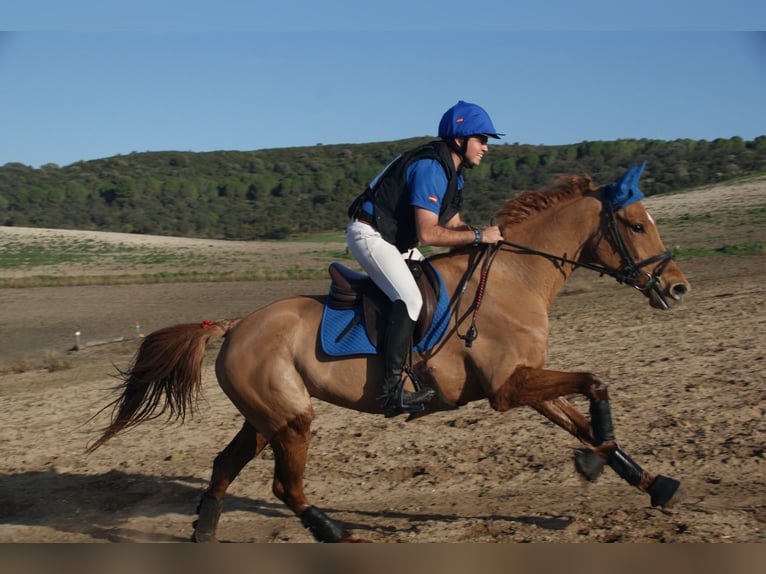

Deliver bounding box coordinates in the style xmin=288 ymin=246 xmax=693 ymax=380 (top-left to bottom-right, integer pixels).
xmin=1 ymin=2 xmax=765 ymax=168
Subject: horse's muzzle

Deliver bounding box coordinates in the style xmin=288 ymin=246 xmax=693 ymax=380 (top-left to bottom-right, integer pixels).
xmin=649 ymin=278 xmax=690 ymax=310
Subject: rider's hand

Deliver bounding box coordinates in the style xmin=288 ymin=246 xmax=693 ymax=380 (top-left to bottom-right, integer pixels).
xmin=480 ymin=225 xmax=503 ymax=244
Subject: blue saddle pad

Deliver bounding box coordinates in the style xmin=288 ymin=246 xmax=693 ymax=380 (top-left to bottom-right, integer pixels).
xmin=319 ymin=262 xmax=451 ymax=357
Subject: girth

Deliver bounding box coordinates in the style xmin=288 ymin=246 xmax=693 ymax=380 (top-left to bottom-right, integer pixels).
xmin=327 ymin=261 xmax=441 ymax=347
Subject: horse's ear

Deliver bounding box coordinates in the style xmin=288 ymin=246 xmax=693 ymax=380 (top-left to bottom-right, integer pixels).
xmin=629 ymin=160 xmax=647 ymax=188
xmin=603 ymin=160 xmax=647 ymax=209
xmin=636 ymin=160 xmax=647 ymax=180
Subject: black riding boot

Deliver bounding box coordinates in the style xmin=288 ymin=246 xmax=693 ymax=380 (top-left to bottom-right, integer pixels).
xmin=379 ymin=300 xmax=436 ymax=417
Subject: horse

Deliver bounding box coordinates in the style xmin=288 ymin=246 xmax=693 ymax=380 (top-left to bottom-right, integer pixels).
xmin=87 ymin=164 xmax=691 ymax=543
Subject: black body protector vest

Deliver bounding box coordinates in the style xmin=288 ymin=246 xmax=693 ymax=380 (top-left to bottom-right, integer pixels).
xmin=347 ymin=140 xmax=463 ymax=253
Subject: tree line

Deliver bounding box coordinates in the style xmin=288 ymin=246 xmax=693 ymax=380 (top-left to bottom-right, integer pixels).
xmin=1 ymin=135 xmax=765 ymax=240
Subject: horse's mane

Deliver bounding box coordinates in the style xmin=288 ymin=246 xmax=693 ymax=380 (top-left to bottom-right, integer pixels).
xmin=495 ymin=174 xmax=597 ymax=227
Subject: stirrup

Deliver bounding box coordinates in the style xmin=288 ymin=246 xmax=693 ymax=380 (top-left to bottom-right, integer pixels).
xmin=381 ymin=371 xmax=436 ymax=418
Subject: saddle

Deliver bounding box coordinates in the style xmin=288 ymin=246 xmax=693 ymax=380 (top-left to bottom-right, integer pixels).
xmin=326 ymin=261 xmax=441 ymax=347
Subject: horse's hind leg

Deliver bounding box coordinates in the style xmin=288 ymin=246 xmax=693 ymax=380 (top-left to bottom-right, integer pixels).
xmin=193 ymin=421 xmax=268 ymax=542
xmin=269 ymin=413 xmax=354 ymax=543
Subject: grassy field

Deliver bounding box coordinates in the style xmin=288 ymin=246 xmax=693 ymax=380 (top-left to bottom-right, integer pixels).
xmin=0 ymin=230 xmax=354 ymax=287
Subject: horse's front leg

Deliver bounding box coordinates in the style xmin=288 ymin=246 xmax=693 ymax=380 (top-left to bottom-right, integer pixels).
xmin=492 ymin=367 xmax=682 ymax=508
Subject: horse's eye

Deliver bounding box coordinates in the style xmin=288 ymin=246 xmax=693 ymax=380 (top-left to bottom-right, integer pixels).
xmin=630 ymin=223 xmax=645 ymax=233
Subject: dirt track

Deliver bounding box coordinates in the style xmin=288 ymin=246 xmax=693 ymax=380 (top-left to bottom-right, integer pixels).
xmin=1 ymin=183 xmax=765 ymax=543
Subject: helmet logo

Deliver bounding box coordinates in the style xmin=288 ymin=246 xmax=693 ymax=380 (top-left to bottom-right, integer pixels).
xmin=456 ymin=117 xmax=464 ymax=124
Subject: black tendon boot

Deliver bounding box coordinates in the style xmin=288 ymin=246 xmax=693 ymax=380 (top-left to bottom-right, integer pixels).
xmin=379 ymin=300 xmax=436 ymax=417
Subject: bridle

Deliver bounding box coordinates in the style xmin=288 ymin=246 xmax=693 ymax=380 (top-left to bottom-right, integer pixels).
xmin=455 ymin=193 xmax=675 ymax=345
xmin=600 ymin=197 xmax=674 ymax=309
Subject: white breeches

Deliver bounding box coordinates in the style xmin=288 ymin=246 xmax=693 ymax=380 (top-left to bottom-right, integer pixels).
xmin=346 ymin=220 xmax=424 ymax=321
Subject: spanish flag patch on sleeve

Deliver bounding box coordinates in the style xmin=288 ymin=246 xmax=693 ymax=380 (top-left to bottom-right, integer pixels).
xmin=428 ymin=195 xmax=439 ymax=203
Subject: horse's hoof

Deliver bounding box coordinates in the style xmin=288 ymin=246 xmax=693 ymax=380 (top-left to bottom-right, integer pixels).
xmin=191 ymin=534 xmax=219 ymax=543
xmin=574 ymin=448 xmax=605 ymax=482
xmin=191 ymin=531 xmax=219 ymax=543
xmin=647 ymin=475 xmax=683 ymax=508
xmin=193 ymin=494 xmax=222 ymax=542
xmin=191 ymin=520 xmax=219 ymax=543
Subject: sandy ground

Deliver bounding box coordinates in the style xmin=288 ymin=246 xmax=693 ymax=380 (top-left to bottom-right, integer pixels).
xmin=0 ymin=181 xmax=764 ymax=543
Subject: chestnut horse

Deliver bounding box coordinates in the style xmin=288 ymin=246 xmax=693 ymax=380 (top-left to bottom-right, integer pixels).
xmin=88 ymin=167 xmax=690 ymax=542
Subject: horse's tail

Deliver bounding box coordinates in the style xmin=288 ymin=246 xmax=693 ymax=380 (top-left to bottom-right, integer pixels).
xmin=85 ymin=317 xmax=243 ymax=454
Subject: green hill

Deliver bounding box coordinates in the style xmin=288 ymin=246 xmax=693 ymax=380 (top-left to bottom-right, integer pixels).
xmin=2 ymin=135 xmax=765 ymax=240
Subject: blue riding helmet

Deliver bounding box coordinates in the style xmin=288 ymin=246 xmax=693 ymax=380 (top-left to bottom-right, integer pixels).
xmin=438 ymin=100 xmax=504 ymax=139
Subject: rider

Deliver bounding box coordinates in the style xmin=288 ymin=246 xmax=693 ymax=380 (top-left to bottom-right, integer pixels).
xmin=346 ymin=100 xmax=504 ymax=417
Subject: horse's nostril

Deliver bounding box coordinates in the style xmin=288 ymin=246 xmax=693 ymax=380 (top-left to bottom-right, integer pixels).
xmin=670 ymin=283 xmax=689 ymax=299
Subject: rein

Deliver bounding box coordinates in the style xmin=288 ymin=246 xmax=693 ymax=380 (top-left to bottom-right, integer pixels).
xmin=453 ymin=198 xmax=675 ymax=347
xmin=455 ymin=243 xmax=500 ymax=347
xmin=497 ymin=204 xmax=674 ymax=307
xmin=496 ymin=200 xmax=674 ymax=306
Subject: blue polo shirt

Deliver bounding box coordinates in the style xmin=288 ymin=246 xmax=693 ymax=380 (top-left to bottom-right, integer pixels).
xmin=407 ymin=159 xmax=464 ymax=215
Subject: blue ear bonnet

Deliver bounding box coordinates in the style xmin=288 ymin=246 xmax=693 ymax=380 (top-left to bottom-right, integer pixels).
xmin=603 ymin=160 xmax=647 ymax=209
